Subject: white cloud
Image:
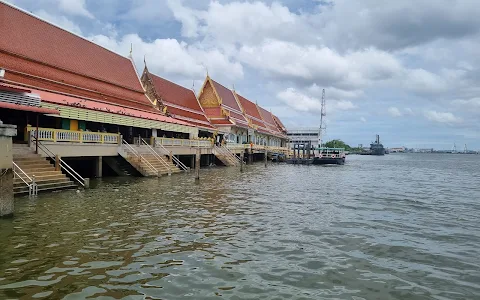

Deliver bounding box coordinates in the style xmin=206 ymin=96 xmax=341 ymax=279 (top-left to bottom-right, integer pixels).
xmin=424 ymin=110 xmax=462 ymax=124
xmin=89 ymin=34 xmax=243 ymax=82
xmin=387 ymin=107 xmax=403 ymax=117
xmin=57 ymin=0 xmax=94 ymax=19
xmin=35 ymin=9 xmax=83 ymax=35
xmin=277 ymin=88 xmax=356 ymax=114
xmin=360 ymin=117 xmax=367 ymax=123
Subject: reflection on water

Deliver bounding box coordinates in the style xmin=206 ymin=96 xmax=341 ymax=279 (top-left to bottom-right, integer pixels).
xmin=1 ymin=154 xmax=480 ymax=299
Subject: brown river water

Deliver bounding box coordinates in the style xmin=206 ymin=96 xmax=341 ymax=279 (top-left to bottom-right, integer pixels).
xmin=1 ymin=154 xmax=479 ymax=299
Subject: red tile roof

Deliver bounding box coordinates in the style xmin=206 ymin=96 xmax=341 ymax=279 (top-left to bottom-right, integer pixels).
xmin=210 ymin=79 xmax=242 ymax=112
xmin=273 ymin=114 xmax=287 ymax=132
xmin=25 ymin=85 xmax=192 ymax=126
xmin=258 ymin=106 xmax=284 ymax=136
xmin=236 ymin=93 xmax=263 ymax=120
xmin=147 ymin=72 xmax=214 ymax=129
xmin=0 ymin=101 xmax=60 ymax=115
xmin=0 ymin=2 xmax=157 ymax=112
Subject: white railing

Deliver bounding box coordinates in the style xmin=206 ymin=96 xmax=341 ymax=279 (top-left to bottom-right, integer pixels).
xmin=214 ymin=145 xmax=239 ymax=166
xmin=151 ymin=139 xmax=189 ymax=172
xmin=153 ymin=137 xmax=212 ymax=148
xmin=28 ymin=127 xmax=119 ymax=144
xmin=140 ymin=139 xmax=173 ymax=175
xmin=121 ymin=139 xmax=158 ymax=176
xmin=31 ymin=137 xmax=86 ymax=187
xmin=13 ymin=162 xmax=38 ymax=196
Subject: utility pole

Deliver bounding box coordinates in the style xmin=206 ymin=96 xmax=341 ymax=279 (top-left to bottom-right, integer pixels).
xmin=319 ymin=89 xmax=326 ymax=148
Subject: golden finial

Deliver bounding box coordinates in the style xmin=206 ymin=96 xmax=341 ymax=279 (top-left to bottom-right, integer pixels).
xmin=129 ymin=43 xmax=133 ymax=56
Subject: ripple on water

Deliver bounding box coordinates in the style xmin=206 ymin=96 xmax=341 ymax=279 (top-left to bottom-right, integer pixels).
xmin=0 ymin=154 xmax=479 ymax=299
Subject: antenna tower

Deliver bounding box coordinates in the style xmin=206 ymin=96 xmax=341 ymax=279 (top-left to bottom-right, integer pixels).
xmin=319 ymin=89 xmax=326 ymax=147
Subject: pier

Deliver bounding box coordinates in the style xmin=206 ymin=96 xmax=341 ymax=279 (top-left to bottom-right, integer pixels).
xmin=0 ymin=2 xmax=291 ymax=200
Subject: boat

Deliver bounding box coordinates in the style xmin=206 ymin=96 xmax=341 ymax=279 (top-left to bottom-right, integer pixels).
xmin=271 ymin=153 xmax=286 ymax=162
xmin=370 ymin=135 xmax=385 ymax=156
xmin=312 ymin=147 xmax=346 ymax=165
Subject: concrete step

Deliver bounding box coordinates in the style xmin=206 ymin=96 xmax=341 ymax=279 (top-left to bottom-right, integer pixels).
xmin=14 ymin=181 xmax=77 ymax=195
xmin=14 ymin=173 xmax=68 ymax=183
xmin=14 ymin=177 xmax=70 ymax=188
xmin=13 ymin=156 xmax=45 ymax=163
xmin=16 ymin=170 xmax=62 ymax=177
xmin=16 ymin=166 xmax=55 ymax=173
xmin=15 ymin=163 xmax=55 ymax=171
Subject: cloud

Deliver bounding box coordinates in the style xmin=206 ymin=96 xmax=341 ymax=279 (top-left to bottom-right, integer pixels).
xmin=360 ymin=117 xmax=367 ymax=123
xmin=89 ymin=34 xmax=243 ymax=82
xmin=320 ymin=0 xmax=480 ymax=51
xmin=57 ymin=0 xmax=94 ymax=19
xmin=387 ymin=107 xmax=403 ymax=117
xmin=424 ymin=110 xmax=462 ymax=124
xmin=277 ymin=88 xmax=356 ymax=114
xmin=34 ymin=9 xmax=83 ymax=35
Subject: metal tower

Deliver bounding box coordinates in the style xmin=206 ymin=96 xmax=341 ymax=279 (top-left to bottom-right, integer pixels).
xmin=318 ymin=89 xmax=326 ymax=147
xmin=452 ymin=143 xmax=457 ymax=153
xmin=464 ymin=144 xmax=468 ymax=154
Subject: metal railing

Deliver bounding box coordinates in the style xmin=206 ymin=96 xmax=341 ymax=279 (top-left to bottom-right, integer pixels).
xmin=223 ymin=146 xmax=242 ymax=164
xmin=151 ymin=139 xmax=189 ymax=172
xmin=214 ymin=145 xmax=239 ymax=166
xmin=28 ymin=127 xmax=119 ymax=144
xmin=13 ymin=162 xmax=38 ymax=196
xmin=31 ymin=136 xmax=86 ymax=187
xmin=140 ymin=139 xmax=173 ymax=175
xmin=121 ymin=139 xmax=158 ymax=176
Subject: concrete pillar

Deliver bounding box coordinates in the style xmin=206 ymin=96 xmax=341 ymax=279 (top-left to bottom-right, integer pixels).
xmin=248 ymin=149 xmax=253 ymax=164
xmin=240 ymin=152 xmax=244 ymax=172
xmin=264 ymin=148 xmax=268 ymax=168
xmin=195 ymin=149 xmax=200 ymax=180
xmin=0 ymin=123 xmax=17 ymax=218
xmin=191 ymin=155 xmax=195 ymax=169
xmin=95 ymin=156 xmax=103 ymax=178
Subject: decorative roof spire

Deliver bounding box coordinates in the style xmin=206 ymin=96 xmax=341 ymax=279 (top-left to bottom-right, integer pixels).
xmin=129 ymin=43 xmax=133 ymax=58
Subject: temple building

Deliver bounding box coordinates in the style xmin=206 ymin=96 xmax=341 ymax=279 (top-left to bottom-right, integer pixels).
xmin=197 ymin=75 xmax=250 ymax=143
xmin=140 ymin=66 xmax=215 ymax=136
xmin=0 ymin=1 xmax=196 ymax=142
xmin=0 ymin=1 xmax=291 ymax=196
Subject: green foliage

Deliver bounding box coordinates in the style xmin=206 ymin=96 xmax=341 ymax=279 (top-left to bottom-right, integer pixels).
xmin=324 ymin=139 xmax=351 ymax=150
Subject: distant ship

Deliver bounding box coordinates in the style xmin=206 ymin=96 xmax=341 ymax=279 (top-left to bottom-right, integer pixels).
xmin=370 ymin=135 xmax=385 ymax=156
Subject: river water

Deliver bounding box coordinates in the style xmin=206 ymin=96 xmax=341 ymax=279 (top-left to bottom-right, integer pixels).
xmin=1 ymin=154 xmax=479 ymax=300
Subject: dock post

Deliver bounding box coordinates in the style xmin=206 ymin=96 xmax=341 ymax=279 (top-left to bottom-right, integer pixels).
xmin=264 ymin=147 xmax=267 ymax=168
xmin=0 ymin=123 xmax=17 ymax=218
xmin=191 ymin=154 xmax=195 ymax=169
xmin=195 ymin=149 xmax=200 ymax=180
xmin=55 ymin=155 xmax=61 ymax=171
xmin=240 ymin=152 xmax=244 ymax=172
xmin=248 ymin=149 xmax=253 ymax=164
xmin=169 ymin=151 xmax=173 ymax=162
xmin=95 ymin=156 xmax=102 ymax=178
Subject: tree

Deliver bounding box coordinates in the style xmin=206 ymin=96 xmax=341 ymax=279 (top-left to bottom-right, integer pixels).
xmin=324 ymin=139 xmax=351 ymax=150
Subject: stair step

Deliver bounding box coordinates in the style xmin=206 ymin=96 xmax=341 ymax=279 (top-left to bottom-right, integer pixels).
xmin=14 ymin=182 xmax=77 ymax=195
xmin=14 ymin=177 xmax=70 ymax=187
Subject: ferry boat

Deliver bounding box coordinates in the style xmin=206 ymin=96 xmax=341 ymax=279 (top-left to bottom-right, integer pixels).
xmin=313 ymin=147 xmax=346 ymax=165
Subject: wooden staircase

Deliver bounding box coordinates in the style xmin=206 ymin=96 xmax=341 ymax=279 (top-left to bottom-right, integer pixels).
xmin=12 ymin=144 xmax=77 ymax=195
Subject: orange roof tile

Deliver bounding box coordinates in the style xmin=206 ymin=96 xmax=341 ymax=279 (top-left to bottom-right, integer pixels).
xmin=236 ymin=93 xmax=263 ymax=120
xmin=0 ymin=2 xmax=155 ymax=112
xmin=210 ymin=79 xmax=242 ymax=112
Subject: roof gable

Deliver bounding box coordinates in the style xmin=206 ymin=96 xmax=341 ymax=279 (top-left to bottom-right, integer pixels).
xmin=210 ymin=79 xmax=242 ymax=112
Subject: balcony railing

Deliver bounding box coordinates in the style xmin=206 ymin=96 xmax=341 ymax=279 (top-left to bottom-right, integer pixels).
xmin=28 ymin=127 xmax=120 ymax=144
xmin=153 ymin=137 xmax=212 ymax=148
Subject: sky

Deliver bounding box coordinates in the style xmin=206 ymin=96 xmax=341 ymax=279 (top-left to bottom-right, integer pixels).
xmin=6 ymin=0 xmax=480 ymax=149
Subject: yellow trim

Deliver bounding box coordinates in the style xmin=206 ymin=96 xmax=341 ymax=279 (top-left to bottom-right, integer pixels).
xmin=41 ymin=103 xmax=198 ymax=135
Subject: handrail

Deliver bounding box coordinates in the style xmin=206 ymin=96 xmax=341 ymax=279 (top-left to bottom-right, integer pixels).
xmin=31 ymin=135 xmax=85 ymax=187
xmin=140 ymin=139 xmax=173 ymax=175
xmin=214 ymin=145 xmax=239 ymax=166
xmin=153 ymin=139 xmax=189 ymax=172
xmin=13 ymin=162 xmax=37 ymax=196
xmin=122 ymin=139 xmax=158 ymax=176
xmin=28 ymin=127 xmax=119 ymax=144
xmin=223 ymin=146 xmax=242 ymax=163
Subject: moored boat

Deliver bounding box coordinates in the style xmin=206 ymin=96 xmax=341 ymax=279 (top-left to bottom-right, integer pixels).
xmin=312 ymin=147 xmax=346 ymax=165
